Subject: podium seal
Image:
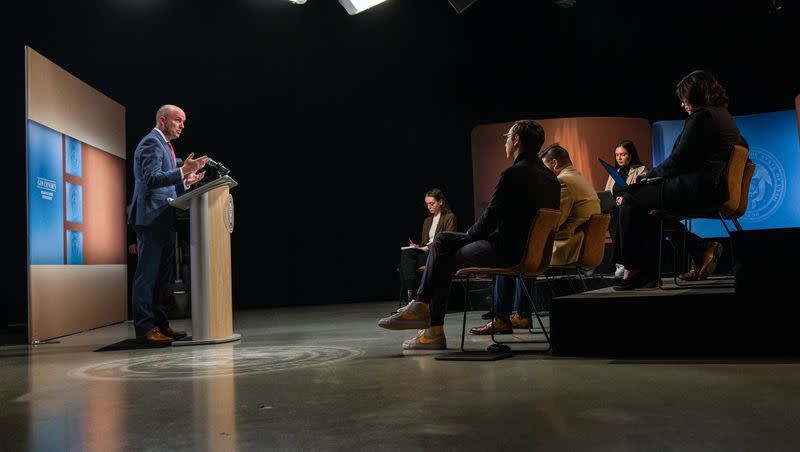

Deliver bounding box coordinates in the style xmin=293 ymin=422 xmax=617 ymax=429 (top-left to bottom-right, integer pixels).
xmin=225 ymin=194 xmax=234 ymax=233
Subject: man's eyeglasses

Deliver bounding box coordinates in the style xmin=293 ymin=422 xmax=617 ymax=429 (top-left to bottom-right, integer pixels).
xmin=425 ymin=202 xmax=438 ymax=207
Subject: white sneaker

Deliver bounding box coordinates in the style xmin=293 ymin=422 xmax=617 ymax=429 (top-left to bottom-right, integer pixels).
xmin=614 ymin=264 xmax=625 ymax=279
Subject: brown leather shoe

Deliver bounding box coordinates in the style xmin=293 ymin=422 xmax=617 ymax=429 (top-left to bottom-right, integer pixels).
xmin=697 ymin=242 xmax=722 ymax=280
xmin=137 ymin=327 xmax=174 ymax=344
xmin=678 ymin=260 xmax=700 ymax=281
xmin=469 ymin=317 xmax=513 ymax=335
xmin=159 ymin=325 xmax=187 ymax=339
xmin=510 ymin=313 xmax=532 ymax=329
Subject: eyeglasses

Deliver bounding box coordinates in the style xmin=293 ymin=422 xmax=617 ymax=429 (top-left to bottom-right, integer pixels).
xmin=425 ymin=202 xmax=438 ymax=207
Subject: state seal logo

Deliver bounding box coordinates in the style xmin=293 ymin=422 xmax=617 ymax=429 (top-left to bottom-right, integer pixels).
xmin=225 ymin=194 xmax=234 ymax=233
xmin=744 ymin=147 xmax=786 ymax=222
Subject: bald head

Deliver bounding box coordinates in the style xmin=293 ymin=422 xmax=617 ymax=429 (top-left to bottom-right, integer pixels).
xmin=155 ymin=104 xmax=186 ymax=141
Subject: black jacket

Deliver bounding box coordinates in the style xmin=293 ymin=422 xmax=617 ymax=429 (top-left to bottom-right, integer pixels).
xmin=648 ymin=106 xmax=744 ymax=210
xmin=467 ymin=150 xmax=560 ymax=265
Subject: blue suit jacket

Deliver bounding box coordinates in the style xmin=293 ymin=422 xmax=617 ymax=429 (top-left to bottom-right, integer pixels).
xmin=128 ymin=129 xmax=185 ymax=226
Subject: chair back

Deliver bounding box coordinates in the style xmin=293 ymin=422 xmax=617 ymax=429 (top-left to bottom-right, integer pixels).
xmin=726 ymin=160 xmax=755 ymax=218
xmin=517 ymin=208 xmax=561 ymax=277
xmin=719 ymin=145 xmax=748 ymax=213
xmin=576 ymin=213 xmax=611 ymax=270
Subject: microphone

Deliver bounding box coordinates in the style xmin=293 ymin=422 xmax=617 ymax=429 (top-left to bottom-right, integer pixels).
xmin=206 ymin=158 xmax=230 ymax=176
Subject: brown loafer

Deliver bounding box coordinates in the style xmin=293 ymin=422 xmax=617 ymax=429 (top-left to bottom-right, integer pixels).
xmin=137 ymin=326 xmax=174 ymax=344
xmin=159 ymin=325 xmax=187 ymax=339
xmin=510 ymin=313 xmax=532 ymax=329
xmin=469 ymin=317 xmax=513 ymax=335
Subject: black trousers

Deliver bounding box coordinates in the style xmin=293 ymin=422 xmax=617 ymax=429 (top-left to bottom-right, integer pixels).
xmin=416 ymin=232 xmax=503 ymax=326
xmin=132 ymin=223 xmax=175 ymax=335
xmin=398 ymin=248 xmax=428 ymax=300
xmin=620 ymin=183 xmax=710 ymax=272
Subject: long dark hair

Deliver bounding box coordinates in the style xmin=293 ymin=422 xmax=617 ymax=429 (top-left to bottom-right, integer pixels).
xmin=425 ymin=188 xmax=450 ymax=214
xmin=675 ymin=70 xmax=729 ymax=108
xmin=613 ymin=140 xmax=643 ymax=169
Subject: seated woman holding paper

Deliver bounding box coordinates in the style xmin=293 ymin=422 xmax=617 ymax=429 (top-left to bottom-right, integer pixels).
xmin=398 ymin=188 xmax=458 ymax=306
xmin=604 ymin=140 xmax=648 ymax=278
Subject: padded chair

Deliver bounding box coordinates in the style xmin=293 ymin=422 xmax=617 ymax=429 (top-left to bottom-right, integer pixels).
xmin=548 ymin=213 xmax=612 ymax=292
xmin=435 ymin=208 xmax=561 ymax=360
xmin=655 ymin=145 xmax=752 ymax=289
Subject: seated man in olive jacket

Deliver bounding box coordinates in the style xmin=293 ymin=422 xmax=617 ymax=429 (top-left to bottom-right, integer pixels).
xmin=470 ymin=144 xmax=600 ymax=335
xmin=378 ymin=120 xmax=561 ymax=351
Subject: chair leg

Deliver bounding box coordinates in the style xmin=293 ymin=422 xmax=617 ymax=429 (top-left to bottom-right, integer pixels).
xmin=657 ymin=218 xmax=666 ymax=289
xmin=519 ymin=278 xmax=550 ymax=350
xmin=459 ymin=275 xmax=471 ymax=352
xmin=576 ymin=270 xmax=589 ymax=292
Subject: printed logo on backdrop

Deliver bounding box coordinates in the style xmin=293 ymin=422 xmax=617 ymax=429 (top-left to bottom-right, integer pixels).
xmin=745 ymin=147 xmax=786 ymax=222
xmin=36 ymin=177 xmax=57 ymax=201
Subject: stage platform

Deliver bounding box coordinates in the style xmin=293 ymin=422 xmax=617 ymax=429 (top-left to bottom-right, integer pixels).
xmin=550 ymin=275 xmax=800 ymax=356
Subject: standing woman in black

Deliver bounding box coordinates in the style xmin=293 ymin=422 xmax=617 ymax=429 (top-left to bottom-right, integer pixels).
xmin=614 ymin=70 xmax=745 ymax=290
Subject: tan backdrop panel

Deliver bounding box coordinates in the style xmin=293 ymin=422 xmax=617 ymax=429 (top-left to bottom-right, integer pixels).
xmin=471 ymin=117 xmax=652 ymax=218
xmin=26 ymin=47 xmax=126 ymax=158
xmin=796 ymin=95 xmax=800 ymax=142
xmin=82 ymin=143 xmax=127 ymax=264
xmin=29 ymin=266 xmax=127 ymax=341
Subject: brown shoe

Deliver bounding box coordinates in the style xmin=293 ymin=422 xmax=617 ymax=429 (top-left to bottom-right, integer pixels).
xmin=469 ymin=317 xmax=513 ymax=335
xmin=697 ymin=242 xmax=722 ymax=280
xmin=159 ymin=325 xmax=187 ymax=340
xmin=510 ymin=313 xmax=532 ymax=329
xmin=678 ymin=260 xmax=700 ymax=281
xmin=137 ymin=327 xmax=174 ymax=344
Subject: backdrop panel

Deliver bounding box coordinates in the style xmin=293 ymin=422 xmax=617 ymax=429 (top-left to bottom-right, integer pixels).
xmin=471 ymin=117 xmax=652 ymax=219
xmin=25 ymin=47 xmax=126 ymax=342
xmin=651 ymin=109 xmax=800 ymax=238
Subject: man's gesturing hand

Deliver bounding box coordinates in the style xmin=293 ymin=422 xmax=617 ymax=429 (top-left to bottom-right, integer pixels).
xmin=181 ymin=152 xmax=209 ymax=176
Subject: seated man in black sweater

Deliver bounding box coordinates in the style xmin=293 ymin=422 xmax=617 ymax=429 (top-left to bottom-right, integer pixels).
xmin=378 ymin=119 xmax=561 ymax=350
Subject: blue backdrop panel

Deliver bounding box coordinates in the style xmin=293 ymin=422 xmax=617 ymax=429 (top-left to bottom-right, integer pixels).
xmin=27 ymin=120 xmax=64 ymax=264
xmin=65 ymin=182 xmax=83 ymax=224
xmin=66 ymin=230 xmax=83 ymax=264
xmin=65 ymin=135 xmax=82 ymax=177
xmin=651 ymin=110 xmax=800 ymax=238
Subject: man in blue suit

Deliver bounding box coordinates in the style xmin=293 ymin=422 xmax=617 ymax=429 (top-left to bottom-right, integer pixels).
xmin=128 ymin=105 xmax=208 ymax=343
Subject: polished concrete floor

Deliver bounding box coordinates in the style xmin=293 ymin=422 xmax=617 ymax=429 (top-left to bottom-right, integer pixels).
xmin=2 ymin=301 xmax=800 ymax=451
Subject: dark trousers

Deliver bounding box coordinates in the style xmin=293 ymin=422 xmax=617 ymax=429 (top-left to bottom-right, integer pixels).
xmin=620 ymin=183 xmax=710 ymax=272
xmin=132 ymin=223 xmax=175 ymax=335
xmin=398 ymin=248 xmax=428 ymax=301
xmin=493 ymin=276 xmax=529 ymax=316
xmin=416 ymin=232 xmax=502 ymax=326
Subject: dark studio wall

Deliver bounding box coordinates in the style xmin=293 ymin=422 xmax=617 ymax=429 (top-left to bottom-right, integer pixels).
xmin=2 ymin=0 xmax=797 ymax=319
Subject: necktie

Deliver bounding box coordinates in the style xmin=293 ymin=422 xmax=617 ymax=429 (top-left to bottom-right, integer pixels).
xmin=167 ymin=142 xmax=177 ymax=166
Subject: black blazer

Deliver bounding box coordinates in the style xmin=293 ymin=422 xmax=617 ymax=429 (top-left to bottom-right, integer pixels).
xmin=648 ymin=106 xmax=744 ymax=210
xmin=467 ymin=150 xmax=561 ymax=265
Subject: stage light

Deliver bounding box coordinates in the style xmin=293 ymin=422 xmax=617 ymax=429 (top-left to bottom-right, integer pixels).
xmin=288 ymin=0 xmax=306 ymax=4
xmin=338 ymin=0 xmax=390 ymax=15
xmin=448 ymin=0 xmax=479 ymax=14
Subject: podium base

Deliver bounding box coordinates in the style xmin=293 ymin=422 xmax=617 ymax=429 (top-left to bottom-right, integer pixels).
xmin=172 ymin=333 xmax=242 ymax=346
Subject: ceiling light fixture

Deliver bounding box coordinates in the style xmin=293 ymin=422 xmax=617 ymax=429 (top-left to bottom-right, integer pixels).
xmin=338 ymin=0 xmax=390 ymax=15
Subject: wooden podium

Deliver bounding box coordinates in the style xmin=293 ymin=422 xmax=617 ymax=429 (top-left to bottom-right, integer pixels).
xmin=169 ymin=176 xmax=241 ymax=345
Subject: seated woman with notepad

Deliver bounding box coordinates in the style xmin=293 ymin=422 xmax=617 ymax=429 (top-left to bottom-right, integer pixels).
xmin=604 ymin=140 xmax=648 ymax=278
xmin=398 ymin=188 xmax=458 ymax=306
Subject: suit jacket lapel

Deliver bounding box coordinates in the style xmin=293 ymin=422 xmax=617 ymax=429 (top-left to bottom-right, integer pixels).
xmin=151 ymin=129 xmax=174 ymax=170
